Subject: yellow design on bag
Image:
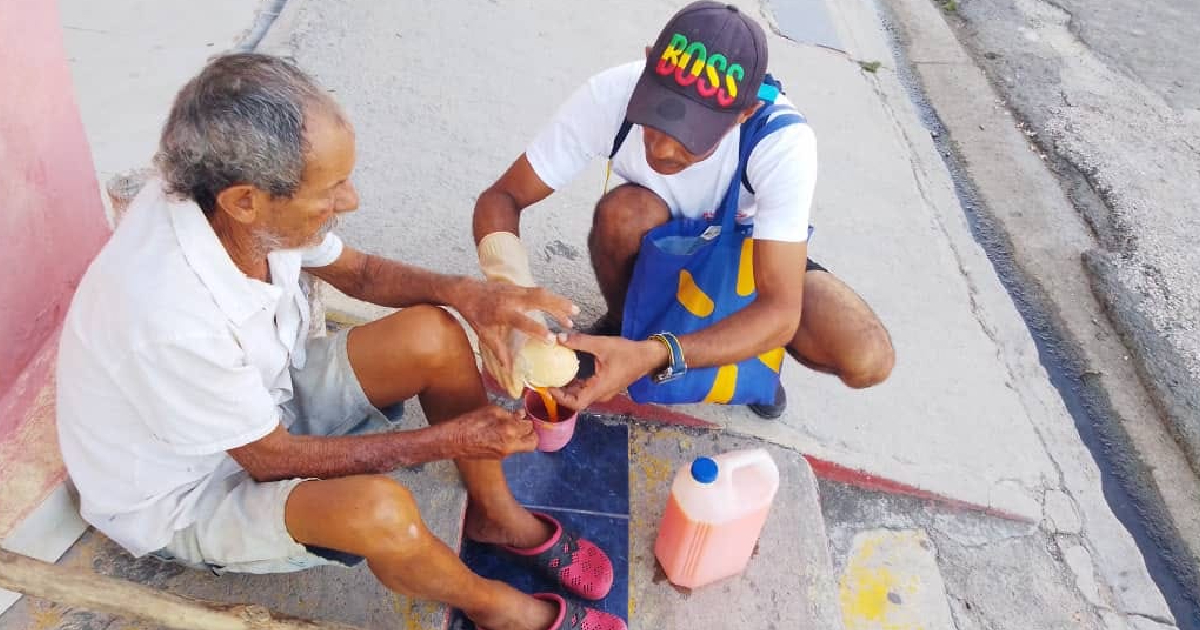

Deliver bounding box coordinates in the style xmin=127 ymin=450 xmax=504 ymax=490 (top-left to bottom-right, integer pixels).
xmin=677 ymin=269 xmax=715 ymax=317
xmin=758 ymin=347 xmax=786 ymax=373
xmin=704 ymin=364 xmax=739 ymax=403
xmin=737 ymin=239 xmax=755 ymax=296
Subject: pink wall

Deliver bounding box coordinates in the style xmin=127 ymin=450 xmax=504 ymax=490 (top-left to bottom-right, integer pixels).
xmin=0 ymin=0 xmax=110 ymax=438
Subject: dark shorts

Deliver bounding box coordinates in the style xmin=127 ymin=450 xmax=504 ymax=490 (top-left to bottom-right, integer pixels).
xmin=806 ymin=258 xmax=828 ymax=273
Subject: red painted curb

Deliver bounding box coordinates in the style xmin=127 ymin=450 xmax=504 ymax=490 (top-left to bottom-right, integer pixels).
xmin=481 ymin=375 xmax=1024 ymax=521
xmin=586 ymin=395 xmax=718 ymax=429
xmin=805 ymin=456 xmax=1032 ymax=522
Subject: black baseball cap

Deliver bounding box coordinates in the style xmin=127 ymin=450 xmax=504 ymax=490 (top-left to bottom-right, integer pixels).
xmin=627 ymin=1 xmax=769 ymax=155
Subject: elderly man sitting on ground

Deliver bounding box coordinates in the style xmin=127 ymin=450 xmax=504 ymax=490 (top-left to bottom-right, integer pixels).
xmin=56 ymin=54 xmax=626 ymax=630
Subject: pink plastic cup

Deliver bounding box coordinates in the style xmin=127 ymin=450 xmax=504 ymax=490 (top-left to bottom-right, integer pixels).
xmin=523 ymin=389 xmax=578 ymax=453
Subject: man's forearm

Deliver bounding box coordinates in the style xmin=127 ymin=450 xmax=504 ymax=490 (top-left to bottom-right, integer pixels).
xmin=348 ymin=254 xmax=475 ymax=309
xmin=473 ymin=188 xmax=523 ymax=245
xmin=675 ymin=300 xmax=799 ymax=368
xmin=557 ymin=302 xmax=799 ymax=411
xmin=235 ymin=425 xmax=456 ymax=482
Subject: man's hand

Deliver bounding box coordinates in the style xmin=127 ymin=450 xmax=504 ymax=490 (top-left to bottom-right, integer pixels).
xmin=443 ymin=405 xmax=540 ymax=459
xmin=450 ymin=277 xmax=577 ymax=382
xmin=550 ymin=333 xmax=669 ymax=410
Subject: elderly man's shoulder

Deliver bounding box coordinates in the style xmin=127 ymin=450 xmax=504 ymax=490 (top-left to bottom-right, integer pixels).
xmin=67 ymin=187 xmax=236 ymax=350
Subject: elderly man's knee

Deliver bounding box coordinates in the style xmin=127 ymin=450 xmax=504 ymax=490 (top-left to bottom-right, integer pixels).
xmin=591 ymin=185 xmax=668 ymax=248
xmin=841 ymin=328 xmax=895 ymax=389
xmin=343 ymin=476 xmax=429 ymax=556
xmin=391 ymin=305 xmax=470 ymax=368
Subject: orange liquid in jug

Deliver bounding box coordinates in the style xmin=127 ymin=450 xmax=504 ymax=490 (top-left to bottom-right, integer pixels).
xmin=654 ymin=450 xmax=779 ymax=590
xmin=654 ymin=492 xmax=773 ymax=589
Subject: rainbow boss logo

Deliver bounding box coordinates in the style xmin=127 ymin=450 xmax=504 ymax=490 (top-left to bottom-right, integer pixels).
xmin=655 ymin=33 xmax=745 ymax=107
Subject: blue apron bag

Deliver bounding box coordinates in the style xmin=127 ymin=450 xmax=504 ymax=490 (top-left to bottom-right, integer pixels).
xmin=621 ymin=102 xmax=806 ymax=405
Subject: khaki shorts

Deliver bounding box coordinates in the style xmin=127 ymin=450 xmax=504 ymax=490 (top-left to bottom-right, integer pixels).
xmin=151 ymin=328 xmax=401 ymax=575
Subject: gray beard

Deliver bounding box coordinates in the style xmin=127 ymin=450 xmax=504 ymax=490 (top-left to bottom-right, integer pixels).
xmin=254 ymin=229 xmax=288 ymax=254
xmin=257 ymin=216 xmax=339 ymax=254
xmin=311 ymin=215 xmax=339 ymax=244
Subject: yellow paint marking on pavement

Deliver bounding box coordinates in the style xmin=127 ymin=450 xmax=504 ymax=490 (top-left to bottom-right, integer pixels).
xmin=838 ymin=529 xmax=955 ymax=630
xmin=30 ymin=607 xmax=64 ymax=630
xmin=628 ymin=430 xmax=675 ymax=621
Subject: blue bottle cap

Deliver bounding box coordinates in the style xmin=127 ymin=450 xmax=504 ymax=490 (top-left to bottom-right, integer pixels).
xmin=690 ymin=457 xmax=719 ymax=484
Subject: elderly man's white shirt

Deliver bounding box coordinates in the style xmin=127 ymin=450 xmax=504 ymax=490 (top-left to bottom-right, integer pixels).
xmin=56 ymin=182 xmax=343 ymax=556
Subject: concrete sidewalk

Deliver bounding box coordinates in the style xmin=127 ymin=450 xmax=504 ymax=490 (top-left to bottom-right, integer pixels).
xmin=1 ymin=412 xmax=844 ymax=630
xmin=0 ymin=0 xmax=1180 ymax=628
xmin=59 ymin=0 xmax=267 ymax=218
xmin=263 ymin=0 xmax=1174 ymax=625
xmin=267 ymin=0 xmax=1062 ymax=522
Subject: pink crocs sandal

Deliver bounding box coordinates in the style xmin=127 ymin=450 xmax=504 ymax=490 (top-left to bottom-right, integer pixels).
xmin=502 ymin=513 xmax=615 ymax=601
xmin=536 ymin=593 xmax=627 ymax=630
xmin=476 ymin=593 xmax=626 ymax=630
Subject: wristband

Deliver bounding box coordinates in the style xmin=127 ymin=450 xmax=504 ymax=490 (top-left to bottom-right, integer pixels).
xmin=648 ymin=332 xmax=687 ymax=383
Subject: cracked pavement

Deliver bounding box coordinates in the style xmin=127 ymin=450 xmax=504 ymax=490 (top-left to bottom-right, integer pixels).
xmin=262 ymin=0 xmax=1175 ymax=624
xmin=20 ymin=0 xmax=1183 ymax=626
xmin=821 ymin=477 xmax=1179 ymax=629
xmin=944 ymin=0 xmax=1200 ymax=482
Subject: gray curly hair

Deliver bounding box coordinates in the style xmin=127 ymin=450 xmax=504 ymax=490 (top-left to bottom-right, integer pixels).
xmin=155 ymin=54 xmax=345 ymax=215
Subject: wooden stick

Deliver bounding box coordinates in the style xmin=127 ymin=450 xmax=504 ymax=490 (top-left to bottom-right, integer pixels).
xmin=0 ymin=549 xmax=363 ymax=630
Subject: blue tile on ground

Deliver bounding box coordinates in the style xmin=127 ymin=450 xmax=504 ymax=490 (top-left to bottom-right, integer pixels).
xmin=450 ymin=508 xmax=630 ymax=629
xmin=501 ymin=415 xmax=629 ymax=515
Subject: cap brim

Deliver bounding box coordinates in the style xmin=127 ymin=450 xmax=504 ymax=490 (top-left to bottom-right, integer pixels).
xmin=626 ymin=71 xmax=739 ymax=156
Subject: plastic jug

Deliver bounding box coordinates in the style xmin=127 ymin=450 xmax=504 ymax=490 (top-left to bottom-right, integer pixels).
xmin=654 ymin=448 xmax=780 ymax=589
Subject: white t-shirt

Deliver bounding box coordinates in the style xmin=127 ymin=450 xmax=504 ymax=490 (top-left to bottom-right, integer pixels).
xmin=526 ymin=61 xmax=818 ymax=242
xmin=55 ymin=181 xmax=343 ymax=557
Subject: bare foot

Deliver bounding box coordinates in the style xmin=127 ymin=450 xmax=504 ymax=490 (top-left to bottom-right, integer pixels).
xmin=464 ymin=504 xmax=553 ymax=549
xmin=468 ymin=588 xmax=558 ymax=630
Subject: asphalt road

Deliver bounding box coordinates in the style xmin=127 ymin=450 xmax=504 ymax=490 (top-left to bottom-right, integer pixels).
xmin=1048 ymin=0 xmax=1199 ymax=109
xmin=946 ymin=0 xmax=1200 ymax=476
